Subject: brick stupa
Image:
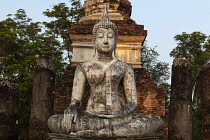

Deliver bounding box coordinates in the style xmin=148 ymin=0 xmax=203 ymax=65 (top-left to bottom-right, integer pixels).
xmin=69 ymin=0 xmax=147 ymax=68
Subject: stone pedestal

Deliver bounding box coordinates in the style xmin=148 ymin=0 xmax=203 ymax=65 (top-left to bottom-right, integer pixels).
xmin=48 ymin=133 xmax=163 ymax=140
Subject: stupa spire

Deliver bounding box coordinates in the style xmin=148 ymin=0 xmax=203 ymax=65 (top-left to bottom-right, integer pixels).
xmin=79 ymin=0 xmax=133 ymax=23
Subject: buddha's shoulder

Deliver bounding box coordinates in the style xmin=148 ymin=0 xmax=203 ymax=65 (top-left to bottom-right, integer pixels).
xmin=78 ymin=60 xmax=100 ymax=69
xmin=78 ymin=59 xmax=133 ymax=68
xmin=81 ymin=60 xmax=94 ymax=66
xmin=115 ymin=59 xmax=133 ymax=68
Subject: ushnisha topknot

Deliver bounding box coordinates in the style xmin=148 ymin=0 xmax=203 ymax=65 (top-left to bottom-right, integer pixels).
xmin=92 ymin=3 xmax=118 ymax=43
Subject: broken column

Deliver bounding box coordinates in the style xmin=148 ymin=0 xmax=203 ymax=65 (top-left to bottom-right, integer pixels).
xmin=199 ymin=64 xmax=210 ymax=140
xmin=169 ymin=58 xmax=192 ymax=140
xmin=0 ymin=81 xmax=18 ymax=139
xmin=29 ymin=58 xmax=55 ymax=139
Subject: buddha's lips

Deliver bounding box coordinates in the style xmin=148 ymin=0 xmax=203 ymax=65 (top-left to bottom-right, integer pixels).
xmin=102 ymin=45 xmax=109 ymax=48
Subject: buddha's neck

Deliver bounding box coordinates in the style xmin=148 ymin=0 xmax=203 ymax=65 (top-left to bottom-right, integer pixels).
xmin=97 ymin=53 xmax=113 ymax=62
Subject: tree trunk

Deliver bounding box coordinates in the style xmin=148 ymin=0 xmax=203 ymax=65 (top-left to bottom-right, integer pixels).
xmin=29 ymin=58 xmax=55 ymax=139
xmin=169 ymin=58 xmax=192 ymax=140
xmin=199 ymin=64 xmax=210 ymax=140
xmin=0 ymin=81 xmax=18 ymax=139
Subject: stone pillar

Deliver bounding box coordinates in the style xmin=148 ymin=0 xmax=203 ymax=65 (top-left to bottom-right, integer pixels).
xmin=29 ymin=58 xmax=55 ymax=139
xmin=0 ymin=81 xmax=18 ymax=139
xmin=168 ymin=58 xmax=192 ymax=140
xmin=199 ymin=64 xmax=210 ymax=140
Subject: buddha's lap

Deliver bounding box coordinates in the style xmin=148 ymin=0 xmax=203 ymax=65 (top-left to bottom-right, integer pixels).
xmin=48 ymin=112 xmax=163 ymax=133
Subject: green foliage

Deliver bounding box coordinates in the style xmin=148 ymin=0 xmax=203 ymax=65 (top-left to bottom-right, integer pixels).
xmin=192 ymin=100 xmax=202 ymax=140
xmin=142 ymin=44 xmax=170 ymax=85
xmin=43 ymin=0 xmax=84 ymax=62
xmin=0 ymin=9 xmax=65 ymax=139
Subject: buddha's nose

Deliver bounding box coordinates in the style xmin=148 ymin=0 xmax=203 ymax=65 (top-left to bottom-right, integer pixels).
xmin=103 ymin=36 xmax=108 ymax=44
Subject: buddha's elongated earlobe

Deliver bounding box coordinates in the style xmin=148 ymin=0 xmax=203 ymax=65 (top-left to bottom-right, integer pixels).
xmin=114 ymin=47 xmax=116 ymax=57
xmin=93 ymin=44 xmax=96 ymax=57
xmin=114 ymin=39 xmax=118 ymax=57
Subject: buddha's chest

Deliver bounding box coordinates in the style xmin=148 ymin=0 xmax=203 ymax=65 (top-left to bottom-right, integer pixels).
xmin=83 ymin=60 xmax=126 ymax=85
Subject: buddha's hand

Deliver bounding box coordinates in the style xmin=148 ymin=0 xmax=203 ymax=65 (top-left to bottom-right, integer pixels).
xmin=119 ymin=102 xmax=137 ymax=116
xmin=63 ymin=100 xmax=81 ymax=132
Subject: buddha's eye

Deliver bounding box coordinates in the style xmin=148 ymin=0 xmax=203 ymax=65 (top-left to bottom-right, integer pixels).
xmin=98 ymin=32 xmax=104 ymax=38
xmin=108 ymin=33 xmax=113 ymax=38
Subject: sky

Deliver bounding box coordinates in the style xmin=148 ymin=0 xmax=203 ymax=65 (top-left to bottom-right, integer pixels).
xmin=0 ymin=0 xmax=210 ymax=71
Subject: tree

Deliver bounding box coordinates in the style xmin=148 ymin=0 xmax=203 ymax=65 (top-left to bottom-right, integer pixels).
xmin=170 ymin=32 xmax=210 ymax=86
xmin=43 ymin=0 xmax=84 ymax=62
xmin=170 ymin=31 xmax=210 ymax=140
xmin=142 ymin=45 xmax=170 ymax=85
xmin=0 ymin=1 xmax=84 ymax=139
xmin=142 ymin=43 xmax=171 ymax=113
xmin=0 ymin=9 xmax=64 ymax=139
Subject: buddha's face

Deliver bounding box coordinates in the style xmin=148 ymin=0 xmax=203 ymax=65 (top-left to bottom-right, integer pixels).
xmin=95 ymin=28 xmax=116 ymax=55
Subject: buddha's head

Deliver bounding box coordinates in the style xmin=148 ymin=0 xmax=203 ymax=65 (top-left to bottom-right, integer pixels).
xmin=92 ymin=4 xmax=118 ymax=56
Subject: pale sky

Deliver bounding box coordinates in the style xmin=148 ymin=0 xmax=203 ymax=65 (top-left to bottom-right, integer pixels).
xmin=0 ymin=0 xmax=210 ymax=70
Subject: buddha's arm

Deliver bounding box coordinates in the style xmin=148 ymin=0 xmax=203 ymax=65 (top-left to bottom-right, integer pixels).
xmin=70 ymin=64 xmax=86 ymax=107
xmin=63 ymin=65 xmax=86 ymax=131
xmin=122 ymin=64 xmax=138 ymax=115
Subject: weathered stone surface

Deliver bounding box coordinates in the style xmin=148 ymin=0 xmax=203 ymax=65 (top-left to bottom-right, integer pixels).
xmin=48 ymin=133 xmax=163 ymax=140
xmin=0 ymin=81 xmax=18 ymax=139
xmin=29 ymin=58 xmax=55 ymax=139
xmin=199 ymin=64 xmax=210 ymax=140
xmin=168 ymin=58 xmax=192 ymax=140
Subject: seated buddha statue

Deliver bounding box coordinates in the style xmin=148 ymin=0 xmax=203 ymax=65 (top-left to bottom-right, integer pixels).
xmin=48 ymin=4 xmax=164 ymax=138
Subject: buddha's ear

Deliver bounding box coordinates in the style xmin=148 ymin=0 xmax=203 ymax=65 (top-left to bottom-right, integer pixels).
xmin=114 ymin=39 xmax=118 ymax=57
xmin=114 ymin=46 xmax=116 ymax=57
